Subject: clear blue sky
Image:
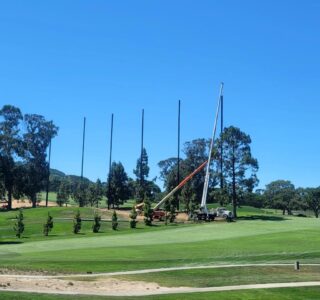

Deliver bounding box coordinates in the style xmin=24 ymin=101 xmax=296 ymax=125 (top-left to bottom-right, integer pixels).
xmin=1 ymin=1 xmax=319 ymax=189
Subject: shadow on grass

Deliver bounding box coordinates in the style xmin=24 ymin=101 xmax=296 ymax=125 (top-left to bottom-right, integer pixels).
xmin=0 ymin=241 xmax=23 ymax=245
xmin=237 ymin=215 xmax=287 ymax=221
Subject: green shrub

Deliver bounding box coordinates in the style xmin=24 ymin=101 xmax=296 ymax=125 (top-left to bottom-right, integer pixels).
xmin=92 ymin=211 xmax=101 ymax=233
xmin=14 ymin=209 xmax=24 ymax=238
xmin=73 ymin=210 xmax=82 ymax=234
xmin=43 ymin=212 xmax=54 ymax=236
xmin=129 ymin=206 xmax=138 ymax=228
xmin=112 ymin=210 xmax=118 ymax=230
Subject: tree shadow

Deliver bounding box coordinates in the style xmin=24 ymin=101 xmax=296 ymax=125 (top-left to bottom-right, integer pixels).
xmin=237 ymin=215 xmax=287 ymax=221
xmin=0 ymin=241 xmax=23 ymax=245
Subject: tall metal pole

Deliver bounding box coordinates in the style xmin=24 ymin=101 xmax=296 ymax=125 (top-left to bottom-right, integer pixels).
xmin=107 ymin=113 xmax=114 ymax=209
xmin=176 ymin=100 xmax=181 ymax=210
xmin=79 ymin=117 xmax=86 ymax=207
xmin=140 ymin=109 xmax=144 ymax=186
xmin=45 ymin=139 xmax=52 ymax=207
xmin=81 ymin=117 xmax=86 ymax=180
xmin=220 ymin=85 xmax=224 ymax=189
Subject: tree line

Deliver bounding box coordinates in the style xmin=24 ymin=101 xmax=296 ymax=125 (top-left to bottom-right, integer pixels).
xmin=50 ymin=151 xmax=161 ymax=208
xmin=2 ymin=104 xmax=318 ymax=218
xmin=251 ymin=180 xmax=320 ymax=218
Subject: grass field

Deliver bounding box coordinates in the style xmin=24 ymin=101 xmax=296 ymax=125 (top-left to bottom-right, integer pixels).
xmin=2 ymin=287 xmax=320 ymax=300
xmin=1 ymin=206 xmax=319 ymax=298
xmin=117 ymin=265 xmax=320 ymax=287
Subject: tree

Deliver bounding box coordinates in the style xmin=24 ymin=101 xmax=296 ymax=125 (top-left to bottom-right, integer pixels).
xmin=133 ymin=148 xmax=150 ymax=202
xmin=158 ymin=139 xmax=212 ymax=212
xmin=107 ymin=162 xmax=130 ymax=209
xmin=129 ymin=206 xmax=138 ymax=228
xmin=112 ymin=210 xmax=118 ymax=230
xmin=169 ymin=204 xmax=176 ymax=223
xmin=182 ymin=139 xmax=211 ymax=206
xmin=158 ymin=157 xmax=181 ymax=210
xmin=22 ymin=114 xmax=58 ymax=208
xmin=43 ymin=213 xmax=53 ymax=236
xmin=72 ymin=182 xmax=89 ymax=207
xmin=88 ymin=179 xmax=104 ymax=208
xmin=264 ymin=180 xmax=297 ymax=215
xmin=92 ymin=211 xmax=101 ymax=233
xmin=0 ymin=105 xmax=23 ymax=210
xmin=14 ymin=209 xmax=24 ymax=238
xmin=144 ymin=199 xmax=153 ymax=226
xmin=73 ymin=210 xmax=82 ymax=234
xmin=56 ymin=181 xmax=70 ymax=207
xmin=215 ymin=127 xmax=258 ymax=218
xmin=304 ymin=187 xmax=320 ymax=218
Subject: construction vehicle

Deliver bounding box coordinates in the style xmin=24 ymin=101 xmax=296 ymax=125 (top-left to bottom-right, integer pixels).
xmin=215 ymin=207 xmax=233 ymax=219
xmin=195 ymin=83 xmax=224 ymax=221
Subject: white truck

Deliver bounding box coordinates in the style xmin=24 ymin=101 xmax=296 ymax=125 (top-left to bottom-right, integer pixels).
xmin=215 ymin=207 xmax=233 ymax=219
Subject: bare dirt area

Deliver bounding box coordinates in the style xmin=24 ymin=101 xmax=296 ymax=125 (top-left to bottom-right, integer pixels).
xmin=0 ymin=275 xmax=176 ymax=296
xmin=1 ymin=275 xmax=320 ymax=297
xmin=11 ymin=200 xmax=57 ymax=209
xmin=1 ymin=265 xmax=320 ymax=296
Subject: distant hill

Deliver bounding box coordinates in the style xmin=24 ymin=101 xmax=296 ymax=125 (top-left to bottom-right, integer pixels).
xmin=50 ymin=168 xmax=66 ymax=178
xmin=49 ymin=168 xmax=93 ymax=192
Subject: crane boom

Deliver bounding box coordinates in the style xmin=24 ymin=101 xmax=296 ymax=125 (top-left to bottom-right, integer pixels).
xmin=153 ymin=160 xmax=208 ymax=210
xmin=200 ymin=83 xmax=224 ymax=213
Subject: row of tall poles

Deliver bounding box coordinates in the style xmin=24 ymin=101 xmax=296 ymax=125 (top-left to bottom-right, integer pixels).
xmin=45 ymin=94 xmax=224 ymax=207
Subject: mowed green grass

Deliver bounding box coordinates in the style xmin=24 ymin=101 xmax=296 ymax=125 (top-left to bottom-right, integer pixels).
xmin=0 ymin=206 xmax=320 ymax=274
xmin=117 ymin=266 xmax=320 ymax=287
xmin=0 ymin=207 xmax=139 ymax=242
xmin=2 ymin=287 xmax=320 ymax=300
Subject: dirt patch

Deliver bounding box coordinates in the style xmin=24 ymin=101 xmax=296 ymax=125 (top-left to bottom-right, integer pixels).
xmin=11 ymin=200 xmax=57 ymax=209
xmin=0 ymin=275 xmax=175 ymax=296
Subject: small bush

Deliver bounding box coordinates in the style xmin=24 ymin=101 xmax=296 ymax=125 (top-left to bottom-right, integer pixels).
xmin=144 ymin=201 xmax=153 ymax=226
xmin=73 ymin=210 xmax=82 ymax=234
xmin=43 ymin=213 xmax=54 ymax=236
xmin=14 ymin=209 xmax=24 ymax=238
xmin=112 ymin=210 xmax=118 ymax=230
xmin=92 ymin=211 xmax=101 ymax=233
xmin=129 ymin=206 xmax=138 ymax=229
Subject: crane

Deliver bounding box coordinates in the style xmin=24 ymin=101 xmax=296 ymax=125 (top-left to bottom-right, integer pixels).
xmin=150 ymin=83 xmax=224 ymax=221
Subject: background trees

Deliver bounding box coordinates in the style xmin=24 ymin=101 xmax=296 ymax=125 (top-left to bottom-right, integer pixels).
xmin=107 ymin=162 xmax=130 ymax=208
xmin=215 ymin=126 xmax=259 ymax=218
xmin=21 ymin=114 xmax=58 ymax=207
xmin=158 ymin=139 xmax=212 ymax=213
xmin=0 ymin=105 xmax=23 ymax=210
xmin=0 ymin=105 xmax=58 ymax=209
xmin=264 ymin=180 xmax=297 ymax=215
xmin=300 ymin=187 xmax=320 ymax=218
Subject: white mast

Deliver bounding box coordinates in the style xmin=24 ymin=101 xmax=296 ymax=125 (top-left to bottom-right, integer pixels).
xmin=200 ymin=83 xmax=224 ymax=213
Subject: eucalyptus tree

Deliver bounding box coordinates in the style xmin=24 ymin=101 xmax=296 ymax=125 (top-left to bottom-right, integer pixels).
xmin=0 ymin=105 xmax=23 ymax=210
xmin=22 ymin=114 xmax=58 ymax=207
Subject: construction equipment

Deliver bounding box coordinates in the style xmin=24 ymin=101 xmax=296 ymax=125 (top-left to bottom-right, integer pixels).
xmin=135 ymin=83 xmax=224 ymax=222
xmin=197 ymin=83 xmax=224 ymax=221
xmin=134 ymin=161 xmax=209 ymax=220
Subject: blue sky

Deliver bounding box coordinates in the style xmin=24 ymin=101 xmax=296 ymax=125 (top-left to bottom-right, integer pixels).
xmin=0 ymin=0 xmax=319 ymax=189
